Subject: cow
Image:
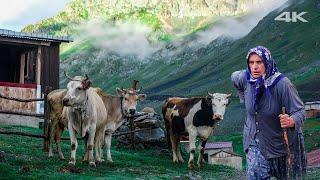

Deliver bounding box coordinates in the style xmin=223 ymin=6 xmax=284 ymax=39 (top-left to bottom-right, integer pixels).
xmin=93 ymin=80 xmax=146 ymax=162
xmin=62 ymin=73 xmax=108 ymax=167
xmin=162 ymin=93 xmax=231 ymax=169
xmin=47 ymin=89 xmax=67 ymax=159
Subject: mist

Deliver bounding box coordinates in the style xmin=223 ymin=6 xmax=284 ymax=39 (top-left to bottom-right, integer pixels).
xmin=72 ymin=0 xmax=289 ymax=60
xmin=75 ymin=19 xmax=164 ymax=60
xmin=195 ymin=0 xmax=289 ymax=46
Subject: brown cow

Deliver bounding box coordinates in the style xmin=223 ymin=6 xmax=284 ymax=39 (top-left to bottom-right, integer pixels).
xmin=47 ymin=89 xmax=67 ymax=159
xmin=93 ymin=80 xmax=146 ymax=162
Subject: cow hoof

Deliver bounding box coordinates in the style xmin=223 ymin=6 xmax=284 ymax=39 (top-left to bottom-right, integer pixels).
xmin=179 ymin=159 xmax=185 ymax=164
xmin=89 ymin=162 xmax=96 ymax=167
xmin=68 ymin=161 xmax=75 ymax=165
xmin=82 ymin=158 xmax=88 ymax=163
xmin=188 ymin=161 xmax=194 ymax=170
xmin=95 ymin=158 xmax=105 ymax=163
xmin=107 ymin=158 xmax=113 ymax=163
xmin=59 ymin=153 xmax=65 ymax=160
xmin=197 ymin=162 xmax=202 ymax=168
xmin=188 ymin=164 xmax=194 ymax=170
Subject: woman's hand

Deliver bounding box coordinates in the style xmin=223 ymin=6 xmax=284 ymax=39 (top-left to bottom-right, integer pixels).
xmin=279 ymin=114 xmax=295 ymax=128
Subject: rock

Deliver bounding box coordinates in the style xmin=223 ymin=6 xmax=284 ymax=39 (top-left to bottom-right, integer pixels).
xmin=141 ymin=107 xmax=155 ymax=113
xmin=115 ymin=111 xmax=166 ymax=148
xmin=136 ymin=128 xmax=165 ymax=142
xmin=135 ymin=119 xmax=160 ymax=128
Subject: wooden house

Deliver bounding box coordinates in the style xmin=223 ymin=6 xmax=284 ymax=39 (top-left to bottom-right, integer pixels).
xmin=305 ymin=101 xmax=320 ymax=119
xmin=0 ymin=29 xmax=72 ymax=117
xmin=203 ymin=141 xmax=242 ymax=170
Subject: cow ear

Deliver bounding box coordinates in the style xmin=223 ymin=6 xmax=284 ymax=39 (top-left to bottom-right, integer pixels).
xmin=82 ymin=80 xmax=91 ymax=90
xmin=227 ymin=98 xmax=231 ymax=106
xmin=116 ymin=88 xmax=125 ymax=96
xmin=138 ymin=94 xmax=146 ymax=101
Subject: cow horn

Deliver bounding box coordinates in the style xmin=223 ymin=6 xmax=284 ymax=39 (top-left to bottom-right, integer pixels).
xmin=132 ymin=80 xmax=139 ymax=90
xmin=64 ymin=71 xmax=74 ymax=81
xmin=226 ymin=93 xmax=232 ymax=98
xmin=207 ymin=92 xmax=214 ymax=97
xmin=121 ymin=87 xmax=127 ymax=93
xmin=83 ymin=74 xmax=89 ymax=81
xmin=136 ymin=86 xmax=142 ymax=93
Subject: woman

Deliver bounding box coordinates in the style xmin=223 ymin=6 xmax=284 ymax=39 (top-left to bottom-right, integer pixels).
xmin=231 ymin=46 xmax=306 ymax=179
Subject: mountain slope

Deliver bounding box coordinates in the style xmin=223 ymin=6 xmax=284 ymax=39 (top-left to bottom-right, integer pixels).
xmin=21 ymin=0 xmax=319 ymax=134
xmin=140 ymin=0 xmax=320 ymax=100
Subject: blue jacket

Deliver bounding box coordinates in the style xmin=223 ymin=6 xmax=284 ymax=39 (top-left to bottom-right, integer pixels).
xmin=231 ymin=70 xmax=305 ymax=159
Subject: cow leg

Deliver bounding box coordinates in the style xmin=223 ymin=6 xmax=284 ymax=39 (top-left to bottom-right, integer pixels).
xmin=94 ymin=139 xmax=100 ymax=162
xmin=68 ymin=122 xmax=78 ymax=165
xmin=105 ymin=133 xmax=113 ymax=162
xmin=188 ymin=134 xmax=197 ymax=170
xmin=56 ymin=130 xmax=65 ymax=160
xmin=48 ymin=121 xmax=56 ymax=158
xmin=94 ymin=130 xmax=104 ymax=163
xmin=197 ymin=139 xmax=207 ymax=167
xmin=87 ymin=128 xmax=96 ymax=167
xmin=169 ymin=130 xmax=179 ymax=163
xmin=98 ymin=138 xmax=105 ymax=162
xmin=175 ymin=136 xmax=184 ymax=163
xmin=82 ymin=137 xmax=89 ymax=162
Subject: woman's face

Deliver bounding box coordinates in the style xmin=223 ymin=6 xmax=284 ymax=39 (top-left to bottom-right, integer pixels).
xmin=248 ymin=54 xmax=266 ymax=78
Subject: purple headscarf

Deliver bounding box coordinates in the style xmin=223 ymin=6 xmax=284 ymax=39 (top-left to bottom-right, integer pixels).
xmin=245 ymin=46 xmax=284 ymax=110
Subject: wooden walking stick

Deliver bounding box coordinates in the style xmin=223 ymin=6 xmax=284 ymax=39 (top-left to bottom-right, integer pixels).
xmin=282 ymin=107 xmax=291 ymax=176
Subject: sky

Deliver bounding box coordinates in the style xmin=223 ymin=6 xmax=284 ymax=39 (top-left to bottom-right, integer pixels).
xmin=0 ymin=0 xmax=70 ymax=31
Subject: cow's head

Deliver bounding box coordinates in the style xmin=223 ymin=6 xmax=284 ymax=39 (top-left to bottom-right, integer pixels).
xmin=62 ymin=71 xmax=92 ymax=107
xmin=207 ymin=92 xmax=231 ymax=121
xmin=116 ymin=80 xmax=146 ymax=116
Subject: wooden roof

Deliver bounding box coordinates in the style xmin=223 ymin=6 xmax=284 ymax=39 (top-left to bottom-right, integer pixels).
xmin=0 ymin=29 xmax=73 ymax=44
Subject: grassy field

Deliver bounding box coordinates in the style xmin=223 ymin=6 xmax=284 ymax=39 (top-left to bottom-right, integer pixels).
xmin=0 ymin=118 xmax=319 ymax=179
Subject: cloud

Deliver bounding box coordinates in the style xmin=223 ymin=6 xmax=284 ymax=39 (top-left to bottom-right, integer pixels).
xmin=76 ymin=19 xmax=164 ymax=60
xmin=195 ymin=0 xmax=288 ymax=45
xmin=0 ymin=0 xmax=70 ymax=31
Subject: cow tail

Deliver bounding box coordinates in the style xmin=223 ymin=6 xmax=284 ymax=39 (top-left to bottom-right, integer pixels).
xmin=162 ymin=99 xmax=172 ymax=150
xmin=47 ymin=98 xmax=53 ymax=144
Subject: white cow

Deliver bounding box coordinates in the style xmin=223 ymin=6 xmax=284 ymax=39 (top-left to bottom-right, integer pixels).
xmin=62 ymin=73 xmax=107 ymax=167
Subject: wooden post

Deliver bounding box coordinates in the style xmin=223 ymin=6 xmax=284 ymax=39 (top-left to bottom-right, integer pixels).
xmin=19 ymin=53 xmax=25 ymax=84
xmin=43 ymin=86 xmax=52 ymax=152
xmin=36 ymin=46 xmax=42 ymax=85
xmin=130 ymin=117 xmax=135 ymax=149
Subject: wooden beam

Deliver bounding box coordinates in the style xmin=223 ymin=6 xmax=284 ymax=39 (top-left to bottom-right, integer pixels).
xmin=19 ymin=53 xmax=25 ymax=83
xmin=0 ymin=37 xmax=51 ymax=46
xmin=0 ymin=110 xmax=44 ymax=117
xmin=36 ymin=46 xmax=42 ymax=85
xmin=0 ymin=130 xmax=46 ymax=139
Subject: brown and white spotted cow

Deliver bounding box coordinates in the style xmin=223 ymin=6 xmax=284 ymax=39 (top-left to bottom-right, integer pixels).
xmin=162 ymin=93 xmax=231 ymax=169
